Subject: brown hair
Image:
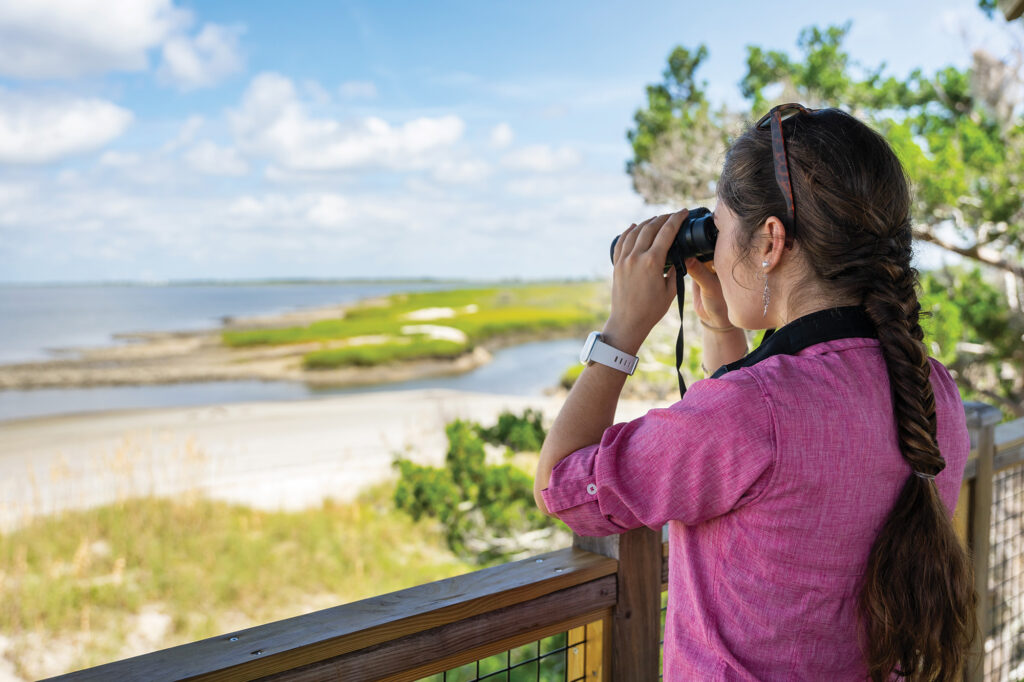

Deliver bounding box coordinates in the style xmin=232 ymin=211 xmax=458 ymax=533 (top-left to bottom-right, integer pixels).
xmin=718 ymin=109 xmax=977 ymax=680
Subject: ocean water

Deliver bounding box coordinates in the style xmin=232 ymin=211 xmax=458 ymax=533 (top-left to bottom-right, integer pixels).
xmin=0 ymin=282 xmax=584 ymax=422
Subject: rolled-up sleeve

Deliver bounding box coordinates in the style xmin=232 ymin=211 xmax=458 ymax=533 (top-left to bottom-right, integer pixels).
xmin=541 ymin=370 xmax=777 ymax=536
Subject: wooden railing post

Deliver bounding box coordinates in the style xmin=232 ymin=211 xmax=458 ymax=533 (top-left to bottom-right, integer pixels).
xmin=963 ymin=401 xmax=1001 ymax=682
xmin=574 ymin=527 xmax=662 ymax=681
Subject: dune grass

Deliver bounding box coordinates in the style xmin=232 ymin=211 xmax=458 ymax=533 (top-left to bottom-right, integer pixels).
xmin=221 ymin=281 xmax=606 ymax=370
xmin=0 ymin=485 xmax=471 ymax=675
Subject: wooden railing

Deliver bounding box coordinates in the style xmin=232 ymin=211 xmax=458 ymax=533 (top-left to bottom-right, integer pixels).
xmin=50 ymin=402 xmax=1024 ymax=682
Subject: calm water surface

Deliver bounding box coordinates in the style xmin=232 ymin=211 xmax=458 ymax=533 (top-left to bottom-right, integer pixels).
xmin=0 ymin=339 xmax=580 ymax=422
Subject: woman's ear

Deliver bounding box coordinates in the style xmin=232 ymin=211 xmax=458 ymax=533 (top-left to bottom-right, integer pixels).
xmin=760 ymin=216 xmax=788 ymax=272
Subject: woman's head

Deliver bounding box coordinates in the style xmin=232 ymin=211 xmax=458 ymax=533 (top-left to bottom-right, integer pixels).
xmin=714 ymin=108 xmax=913 ymax=329
xmin=716 ymin=106 xmax=976 ymax=680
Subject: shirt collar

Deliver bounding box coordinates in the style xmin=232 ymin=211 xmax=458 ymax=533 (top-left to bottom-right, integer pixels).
xmin=710 ymin=305 xmax=877 ymax=378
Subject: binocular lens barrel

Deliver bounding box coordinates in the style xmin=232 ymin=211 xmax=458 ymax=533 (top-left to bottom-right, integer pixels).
xmin=609 ymin=207 xmax=718 ymax=272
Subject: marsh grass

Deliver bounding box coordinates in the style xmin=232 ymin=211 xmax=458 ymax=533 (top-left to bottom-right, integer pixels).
xmin=303 ymin=338 xmax=466 ymax=369
xmin=0 ymin=484 xmax=470 ymax=676
xmin=222 ymin=281 xmax=605 ymax=369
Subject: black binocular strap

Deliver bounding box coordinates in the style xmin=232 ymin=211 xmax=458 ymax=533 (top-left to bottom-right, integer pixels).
xmin=672 ymin=259 xmax=688 ymax=400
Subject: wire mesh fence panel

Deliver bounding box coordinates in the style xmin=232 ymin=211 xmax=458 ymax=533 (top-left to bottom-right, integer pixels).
xmin=416 ymin=624 xmax=597 ymax=682
xmin=986 ymin=461 xmax=1024 ymax=682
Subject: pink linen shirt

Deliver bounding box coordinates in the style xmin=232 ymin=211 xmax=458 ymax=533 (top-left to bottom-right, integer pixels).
xmin=541 ymin=336 xmax=969 ymax=681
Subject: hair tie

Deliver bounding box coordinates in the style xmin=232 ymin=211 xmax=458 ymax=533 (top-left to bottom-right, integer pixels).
xmin=913 ymin=470 xmax=937 ymax=480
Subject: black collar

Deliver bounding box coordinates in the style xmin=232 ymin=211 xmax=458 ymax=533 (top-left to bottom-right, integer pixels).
xmin=710 ymin=306 xmax=877 ymax=378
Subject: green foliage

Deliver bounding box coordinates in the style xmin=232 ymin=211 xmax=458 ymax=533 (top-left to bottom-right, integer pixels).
xmin=393 ymin=414 xmax=558 ymax=564
xmin=476 ymin=408 xmax=547 ymax=452
xmin=627 ymin=44 xmax=709 ymax=167
xmin=302 ymin=338 xmax=467 ymax=369
xmin=686 ymin=342 xmax=703 ymax=379
xmin=559 ymin=362 xmax=584 ymax=390
xmin=742 ymin=24 xmax=862 ymax=112
xmin=920 ymin=267 xmax=1022 ymax=414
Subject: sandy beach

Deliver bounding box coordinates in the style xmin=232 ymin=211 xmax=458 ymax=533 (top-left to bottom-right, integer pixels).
xmin=0 ymin=388 xmax=662 ymax=532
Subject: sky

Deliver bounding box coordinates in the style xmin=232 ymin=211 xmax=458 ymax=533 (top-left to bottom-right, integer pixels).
xmin=0 ymin=0 xmax=1019 ymax=283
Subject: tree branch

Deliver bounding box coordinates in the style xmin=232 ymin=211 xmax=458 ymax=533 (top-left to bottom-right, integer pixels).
xmin=913 ymin=226 xmax=1024 ymax=278
xmin=951 ymin=366 xmax=1024 ymax=418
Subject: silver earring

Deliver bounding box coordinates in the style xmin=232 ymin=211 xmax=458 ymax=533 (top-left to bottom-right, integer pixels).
xmin=762 ymin=261 xmax=770 ymax=316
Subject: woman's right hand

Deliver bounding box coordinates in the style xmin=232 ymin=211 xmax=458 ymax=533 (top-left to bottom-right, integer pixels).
xmin=686 ymin=257 xmax=748 ymax=373
xmin=685 ymin=257 xmax=731 ymax=328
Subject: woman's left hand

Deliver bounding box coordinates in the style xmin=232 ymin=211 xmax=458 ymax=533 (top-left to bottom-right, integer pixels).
xmin=602 ymin=209 xmax=687 ymax=354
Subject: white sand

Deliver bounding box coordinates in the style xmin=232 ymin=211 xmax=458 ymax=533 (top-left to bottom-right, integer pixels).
xmin=0 ymin=389 xmax=661 ymax=531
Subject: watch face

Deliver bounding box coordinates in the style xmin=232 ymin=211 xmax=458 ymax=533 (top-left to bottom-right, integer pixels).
xmin=580 ymin=331 xmax=600 ymax=364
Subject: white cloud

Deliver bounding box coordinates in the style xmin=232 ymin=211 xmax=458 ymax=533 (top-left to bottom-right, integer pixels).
xmin=99 ymin=151 xmax=141 ymax=167
xmin=0 ymin=89 xmax=133 ymax=164
xmin=159 ymin=23 xmax=244 ymax=90
xmin=489 ymin=123 xmax=513 ymax=149
xmin=431 ymin=159 xmax=492 ymax=184
xmin=0 ymin=2 xmax=246 ymax=90
xmin=0 ymin=181 xmax=35 ymax=204
xmin=501 ymin=144 xmax=581 ymax=173
xmin=0 ymin=0 xmax=187 ymax=78
xmin=306 ymin=194 xmax=352 ymax=228
xmin=184 ymin=140 xmax=249 ymax=176
xmin=229 ymin=72 xmax=465 ymax=172
xmin=339 ymin=80 xmax=378 ymax=99
xmin=226 ymin=192 xmax=354 ymax=230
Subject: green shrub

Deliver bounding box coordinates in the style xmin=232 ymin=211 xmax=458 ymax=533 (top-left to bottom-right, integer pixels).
xmin=393 ymin=414 xmax=557 ymax=564
xmin=476 ymin=409 xmax=547 ymax=452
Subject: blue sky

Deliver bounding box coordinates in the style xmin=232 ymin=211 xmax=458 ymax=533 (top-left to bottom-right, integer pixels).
xmin=0 ymin=0 xmax=1017 ymax=283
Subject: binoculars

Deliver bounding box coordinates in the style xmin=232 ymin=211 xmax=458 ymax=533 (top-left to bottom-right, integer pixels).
xmin=609 ymin=207 xmax=717 ymax=273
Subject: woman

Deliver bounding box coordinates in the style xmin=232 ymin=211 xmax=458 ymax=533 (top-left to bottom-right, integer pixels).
xmin=533 ymin=106 xmax=976 ymax=681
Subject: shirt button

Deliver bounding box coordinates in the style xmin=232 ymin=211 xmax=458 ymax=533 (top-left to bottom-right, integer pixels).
xmin=586 ymin=483 xmax=597 ymax=495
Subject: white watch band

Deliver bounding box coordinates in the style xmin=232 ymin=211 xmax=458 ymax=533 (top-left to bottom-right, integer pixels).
xmin=581 ymin=332 xmax=638 ymax=375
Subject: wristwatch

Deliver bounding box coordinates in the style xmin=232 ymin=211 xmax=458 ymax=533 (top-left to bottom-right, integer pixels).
xmin=579 ymin=331 xmax=639 ymax=375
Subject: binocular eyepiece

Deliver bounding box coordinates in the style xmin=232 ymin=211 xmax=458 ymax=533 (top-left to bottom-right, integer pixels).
xmin=610 ymin=207 xmax=718 ymax=274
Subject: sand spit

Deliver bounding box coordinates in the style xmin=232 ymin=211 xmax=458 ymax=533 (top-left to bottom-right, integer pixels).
xmin=0 ymin=296 xmax=589 ymax=390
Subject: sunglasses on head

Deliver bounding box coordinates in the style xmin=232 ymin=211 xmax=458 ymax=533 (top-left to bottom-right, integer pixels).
xmin=755 ymin=103 xmax=820 ymax=240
